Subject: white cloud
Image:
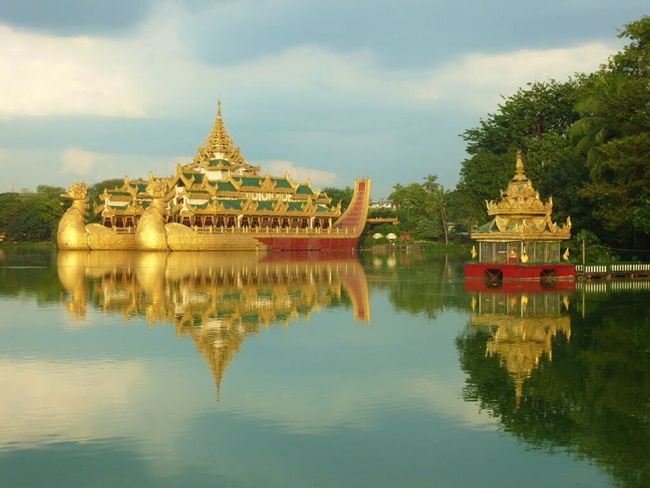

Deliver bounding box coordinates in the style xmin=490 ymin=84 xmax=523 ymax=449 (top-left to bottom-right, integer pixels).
xmin=61 ymin=147 xmax=98 ymax=175
xmin=0 ymin=357 xmax=215 ymax=474
xmin=219 ymin=373 xmax=496 ymax=434
xmin=0 ymin=24 xmax=146 ymax=118
xmin=0 ymin=4 xmax=620 ymax=120
xmin=58 ymin=147 xmax=191 ymax=182
xmin=0 ymin=147 xmax=191 ymax=191
xmin=0 ymin=359 xmax=147 ymax=449
xmin=262 ymin=160 xmax=337 ymax=186
xmin=419 ymin=42 xmax=618 ymax=111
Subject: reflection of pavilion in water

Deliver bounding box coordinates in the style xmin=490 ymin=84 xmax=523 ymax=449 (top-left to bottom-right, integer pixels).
xmin=469 ymin=289 xmax=571 ymax=407
xmin=58 ymin=251 xmax=370 ymax=397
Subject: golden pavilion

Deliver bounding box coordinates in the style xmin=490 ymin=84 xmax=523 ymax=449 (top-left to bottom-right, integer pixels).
xmin=98 ymin=102 xmax=339 ymax=232
xmin=466 ymin=151 xmax=574 ymax=283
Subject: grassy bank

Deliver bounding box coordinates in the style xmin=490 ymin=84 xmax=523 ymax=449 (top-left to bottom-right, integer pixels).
xmin=0 ymin=241 xmax=57 ymax=250
xmin=361 ymin=241 xmax=470 ymax=258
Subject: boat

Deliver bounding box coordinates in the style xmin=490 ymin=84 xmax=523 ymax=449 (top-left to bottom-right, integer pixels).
xmin=56 ymin=102 xmax=371 ymax=252
xmin=465 ymin=151 xmax=574 ymax=285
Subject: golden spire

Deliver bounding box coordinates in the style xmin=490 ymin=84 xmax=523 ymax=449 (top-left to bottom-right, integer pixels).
xmin=514 ymin=149 xmax=526 ymax=181
xmin=193 ymin=99 xmax=246 ymax=166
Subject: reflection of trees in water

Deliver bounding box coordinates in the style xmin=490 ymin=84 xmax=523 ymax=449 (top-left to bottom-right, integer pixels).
xmin=362 ymin=253 xmax=467 ymax=319
xmin=0 ymin=250 xmax=63 ymax=304
xmin=457 ymin=292 xmax=650 ymax=488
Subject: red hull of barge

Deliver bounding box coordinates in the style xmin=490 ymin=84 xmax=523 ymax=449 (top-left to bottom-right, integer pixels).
xmin=464 ymin=276 xmax=575 ymax=293
xmin=465 ymin=263 xmax=575 ymax=284
xmin=257 ymin=179 xmax=371 ymax=252
xmin=256 ymin=236 xmax=361 ymax=252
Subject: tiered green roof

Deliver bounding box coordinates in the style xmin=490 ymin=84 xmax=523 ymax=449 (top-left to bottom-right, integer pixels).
xmin=96 ymin=101 xmax=342 ymax=224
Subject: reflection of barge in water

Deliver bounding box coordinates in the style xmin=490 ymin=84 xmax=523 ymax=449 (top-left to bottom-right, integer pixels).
xmin=57 ymin=251 xmax=371 ymax=398
xmin=465 ymin=151 xmax=574 ymax=286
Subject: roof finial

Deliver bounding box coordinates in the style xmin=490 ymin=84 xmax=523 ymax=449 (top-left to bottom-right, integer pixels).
xmin=516 ymin=149 xmax=524 ymax=176
xmin=217 ymin=98 xmax=222 ymax=119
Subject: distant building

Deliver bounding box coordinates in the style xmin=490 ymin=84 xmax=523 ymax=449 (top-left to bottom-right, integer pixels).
xmin=370 ymin=200 xmax=394 ymax=210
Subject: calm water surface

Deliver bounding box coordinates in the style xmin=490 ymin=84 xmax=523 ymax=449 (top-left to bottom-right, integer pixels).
xmin=0 ymin=249 xmax=648 ymax=488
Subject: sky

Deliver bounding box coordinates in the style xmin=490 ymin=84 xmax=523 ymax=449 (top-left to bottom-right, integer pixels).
xmin=0 ymin=0 xmax=647 ymax=200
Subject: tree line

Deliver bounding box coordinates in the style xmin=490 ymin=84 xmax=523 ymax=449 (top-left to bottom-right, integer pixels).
xmin=0 ymin=180 xmax=122 ymax=243
xmin=1 ymin=16 xmax=648 ymax=257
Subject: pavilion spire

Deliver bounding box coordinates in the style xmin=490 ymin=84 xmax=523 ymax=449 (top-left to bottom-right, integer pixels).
xmin=514 ymin=149 xmax=526 ymax=181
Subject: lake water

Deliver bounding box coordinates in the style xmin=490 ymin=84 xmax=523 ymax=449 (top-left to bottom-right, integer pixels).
xmin=0 ymin=249 xmax=648 ymax=488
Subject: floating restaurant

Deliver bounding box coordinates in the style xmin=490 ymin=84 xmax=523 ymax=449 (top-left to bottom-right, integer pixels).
xmin=57 ymin=102 xmax=371 ymax=252
xmin=465 ymin=151 xmax=574 ymax=286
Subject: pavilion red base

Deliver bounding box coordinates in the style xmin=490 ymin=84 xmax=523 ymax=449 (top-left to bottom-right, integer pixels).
xmin=465 ymin=263 xmax=575 ymax=289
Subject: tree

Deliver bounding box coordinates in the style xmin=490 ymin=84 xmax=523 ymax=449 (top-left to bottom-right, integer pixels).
xmin=434 ymin=185 xmax=449 ymax=244
xmin=321 ymin=186 xmax=353 ymax=210
xmin=389 ymin=180 xmax=443 ymax=240
xmin=0 ymin=191 xmax=63 ymax=242
xmin=572 ymin=16 xmax=650 ymax=248
xmin=457 ymin=78 xmax=587 ymax=236
xmin=422 ymin=175 xmax=449 ymax=244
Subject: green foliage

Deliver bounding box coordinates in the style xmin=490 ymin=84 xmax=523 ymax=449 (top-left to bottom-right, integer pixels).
xmin=321 ymin=186 xmax=353 ymax=210
xmin=569 ymin=16 xmax=650 ymax=249
xmin=388 ymin=176 xmax=450 ymax=241
xmin=0 ymin=191 xmax=64 ymax=242
xmin=567 ymin=229 xmax=614 ymax=263
xmin=632 ymin=197 xmax=650 ymax=235
xmin=457 ymin=79 xmax=583 ymax=230
xmin=368 ymin=207 xmax=397 ymax=219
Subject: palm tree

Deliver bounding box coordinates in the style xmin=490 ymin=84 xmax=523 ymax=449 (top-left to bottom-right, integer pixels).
xmin=422 ymin=174 xmax=438 ymax=194
xmin=570 ymin=73 xmax=624 ymax=168
xmin=434 ymin=186 xmax=449 ymax=244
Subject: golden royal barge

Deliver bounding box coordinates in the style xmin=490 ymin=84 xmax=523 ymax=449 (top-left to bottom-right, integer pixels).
xmin=57 ymin=102 xmax=371 ymax=252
